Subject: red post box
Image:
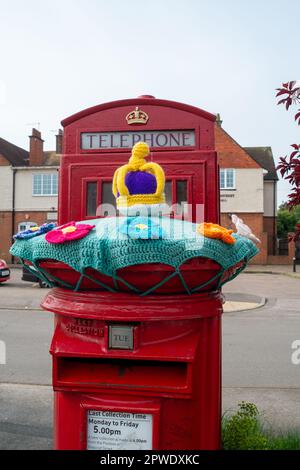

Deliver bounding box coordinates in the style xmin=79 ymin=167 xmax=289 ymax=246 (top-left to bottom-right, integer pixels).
xmin=42 ymin=289 xmax=222 ymax=450
xmin=41 ymin=96 xmax=226 ymax=450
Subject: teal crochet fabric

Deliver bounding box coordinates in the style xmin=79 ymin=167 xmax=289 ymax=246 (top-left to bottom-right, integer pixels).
xmin=10 ymin=217 xmax=258 ymax=291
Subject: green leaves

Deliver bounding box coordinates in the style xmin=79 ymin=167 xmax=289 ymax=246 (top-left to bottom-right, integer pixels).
xmin=222 ymin=402 xmax=268 ymax=450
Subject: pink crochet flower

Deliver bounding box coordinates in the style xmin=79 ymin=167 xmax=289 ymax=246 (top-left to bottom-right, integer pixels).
xmin=45 ymin=221 xmax=95 ymax=244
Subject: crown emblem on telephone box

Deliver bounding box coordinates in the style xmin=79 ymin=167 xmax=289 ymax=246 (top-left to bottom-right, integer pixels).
xmin=126 ymin=107 xmax=149 ymax=125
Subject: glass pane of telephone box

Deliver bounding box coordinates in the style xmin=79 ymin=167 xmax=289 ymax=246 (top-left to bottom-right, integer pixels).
xmin=176 ymin=181 xmax=187 ymax=204
xmin=165 ymin=181 xmax=172 ymax=207
xmin=86 ymin=182 xmax=97 ymax=216
xmin=101 ymin=182 xmax=116 ymax=216
xmin=176 ymin=180 xmax=188 ymax=215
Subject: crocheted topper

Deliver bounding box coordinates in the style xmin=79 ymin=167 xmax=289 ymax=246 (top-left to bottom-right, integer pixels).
xmin=112 ymin=142 xmax=165 ymax=215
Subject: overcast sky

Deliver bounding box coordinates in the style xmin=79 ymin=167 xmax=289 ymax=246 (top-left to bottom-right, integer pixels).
xmin=0 ymin=0 xmax=299 ymax=205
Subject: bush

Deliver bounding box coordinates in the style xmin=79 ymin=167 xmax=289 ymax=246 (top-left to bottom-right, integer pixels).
xmin=222 ymin=402 xmax=269 ymax=450
xmin=277 ymin=208 xmax=298 ymax=238
xmin=222 ymin=402 xmax=300 ymax=450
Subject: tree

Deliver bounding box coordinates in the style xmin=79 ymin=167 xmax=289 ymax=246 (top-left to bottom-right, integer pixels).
xmin=276 ymin=81 xmax=300 ymax=240
xmin=277 ymin=207 xmax=298 ymax=238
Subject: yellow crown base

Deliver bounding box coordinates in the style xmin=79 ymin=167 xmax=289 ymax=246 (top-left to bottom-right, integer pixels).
xmin=117 ymin=194 xmax=165 ymax=208
xmin=118 ymin=204 xmax=166 ymax=216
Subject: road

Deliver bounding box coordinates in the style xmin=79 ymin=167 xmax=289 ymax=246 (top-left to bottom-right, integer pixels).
xmin=223 ymin=272 xmax=300 ymax=388
xmin=0 ymin=270 xmax=52 ymax=385
xmin=0 ymin=268 xmax=300 ymax=448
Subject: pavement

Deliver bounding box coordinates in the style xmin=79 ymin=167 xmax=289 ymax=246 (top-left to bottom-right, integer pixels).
xmin=224 ymin=264 xmax=299 ymax=311
xmin=246 ymin=263 xmax=300 ymax=279
xmin=0 ymin=267 xmax=300 ymax=449
xmin=223 ymin=292 xmax=265 ymax=313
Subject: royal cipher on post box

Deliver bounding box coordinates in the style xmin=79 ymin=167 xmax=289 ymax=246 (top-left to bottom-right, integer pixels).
xmin=11 ymin=96 xmax=258 ymax=450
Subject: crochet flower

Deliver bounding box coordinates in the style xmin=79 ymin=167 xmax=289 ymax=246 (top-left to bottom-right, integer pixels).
xmin=45 ymin=221 xmax=95 ymax=244
xmin=14 ymin=223 xmax=57 ymax=240
xmin=197 ymin=222 xmax=236 ymax=245
xmin=119 ymin=217 xmax=164 ymax=240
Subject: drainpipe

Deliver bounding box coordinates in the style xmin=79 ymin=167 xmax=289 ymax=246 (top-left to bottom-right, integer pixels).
xmin=11 ymin=168 xmax=16 ymax=264
xmin=273 ymin=180 xmax=276 ymax=255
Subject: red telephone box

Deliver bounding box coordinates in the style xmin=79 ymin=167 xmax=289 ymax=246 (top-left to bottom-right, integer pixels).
xmin=59 ymin=95 xmax=219 ymax=224
xmin=42 ymin=96 xmax=223 ymax=450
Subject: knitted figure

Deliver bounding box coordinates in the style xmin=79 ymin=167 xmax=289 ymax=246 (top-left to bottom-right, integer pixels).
xmin=14 ymin=222 xmax=56 ymax=240
xmin=119 ymin=216 xmax=164 ymax=239
xmin=45 ymin=221 xmax=95 ymax=244
xmin=112 ymin=142 xmax=165 ymax=215
xmin=197 ymin=222 xmax=236 ymax=245
xmin=231 ymin=214 xmax=261 ymax=245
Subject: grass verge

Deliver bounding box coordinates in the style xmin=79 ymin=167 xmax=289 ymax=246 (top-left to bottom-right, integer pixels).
xmin=222 ymin=402 xmax=300 ymax=450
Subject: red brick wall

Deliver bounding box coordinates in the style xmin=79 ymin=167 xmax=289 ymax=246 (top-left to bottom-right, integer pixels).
xmin=29 ymin=129 xmax=44 ymax=166
xmin=0 ymin=211 xmax=50 ymax=263
xmin=0 ymin=212 xmax=13 ymax=262
xmin=215 ymin=125 xmax=261 ymax=169
xmin=0 ymin=154 xmax=9 ymax=166
xmin=221 ymin=212 xmax=267 ymax=264
xmin=221 ymin=212 xmax=263 ymax=237
xmin=14 ymin=211 xmax=49 ymax=230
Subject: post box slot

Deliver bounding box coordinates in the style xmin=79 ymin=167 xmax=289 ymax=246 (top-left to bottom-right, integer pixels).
xmin=56 ymin=357 xmax=190 ymax=392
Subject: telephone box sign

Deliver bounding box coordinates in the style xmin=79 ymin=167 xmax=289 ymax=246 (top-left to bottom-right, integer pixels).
xmin=87 ymin=410 xmax=153 ymax=450
xmin=81 ymin=129 xmax=195 ymax=150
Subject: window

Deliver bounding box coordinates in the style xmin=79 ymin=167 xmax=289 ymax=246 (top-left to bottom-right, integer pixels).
xmin=18 ymin=222 xmax=38 ymax=232
xmin=220 ymin=169 xmax=235 ymax=189
xmin=165 ymin=180 xmax=188 ymax=206
xmin=86 ymin=181 xmax=117 ymax=217
xmin=86 ymin=182 xmax=97 ymax=216
xmin=32 ymin=173 xmax=58 ymax=196
xmin=102 ymin=182 xmax=116 ymax=209
xmin=164 ymin=179 xmax=189 ymax=217
xmin=176 ymin=180 xmax=187 ymax=206
xmin=100 ymin=181 xmax=116 ymax=217
xmin=165 ymin=181 xmax=172 ymax=206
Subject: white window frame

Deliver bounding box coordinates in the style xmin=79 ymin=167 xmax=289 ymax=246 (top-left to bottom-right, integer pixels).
xmin=220 ymin=168 xmax=236 ymax=190
xmin=32 ymin=173 xmax=58 ymax=196
xmin=18 ymin=221 xmax=38 ymax=232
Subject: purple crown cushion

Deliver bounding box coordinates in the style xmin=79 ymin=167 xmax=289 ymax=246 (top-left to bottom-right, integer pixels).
xmin=125 ymin=171 xmax=157 ymax=195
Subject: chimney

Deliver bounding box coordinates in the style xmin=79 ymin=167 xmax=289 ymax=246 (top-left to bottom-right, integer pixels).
xmin=29 ymin=128 xmax=44 ymax=166
xmin=56 ymin=129 xmax=63 ymax=154
xmin=216 ymin=113 xmax=223 ymax=127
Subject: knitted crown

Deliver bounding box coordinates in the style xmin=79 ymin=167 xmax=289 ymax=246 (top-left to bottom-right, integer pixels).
xmin=112 ymin=142 xmax=165 ymax=212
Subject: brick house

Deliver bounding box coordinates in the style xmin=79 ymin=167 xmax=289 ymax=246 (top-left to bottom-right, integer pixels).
xmin=0 ymin=129 xmax=61 ymax=262
xmin=215 ymin=117 xmax=280 ymax=264
xmin=244 ymin=146 xmax=278 ymax=256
